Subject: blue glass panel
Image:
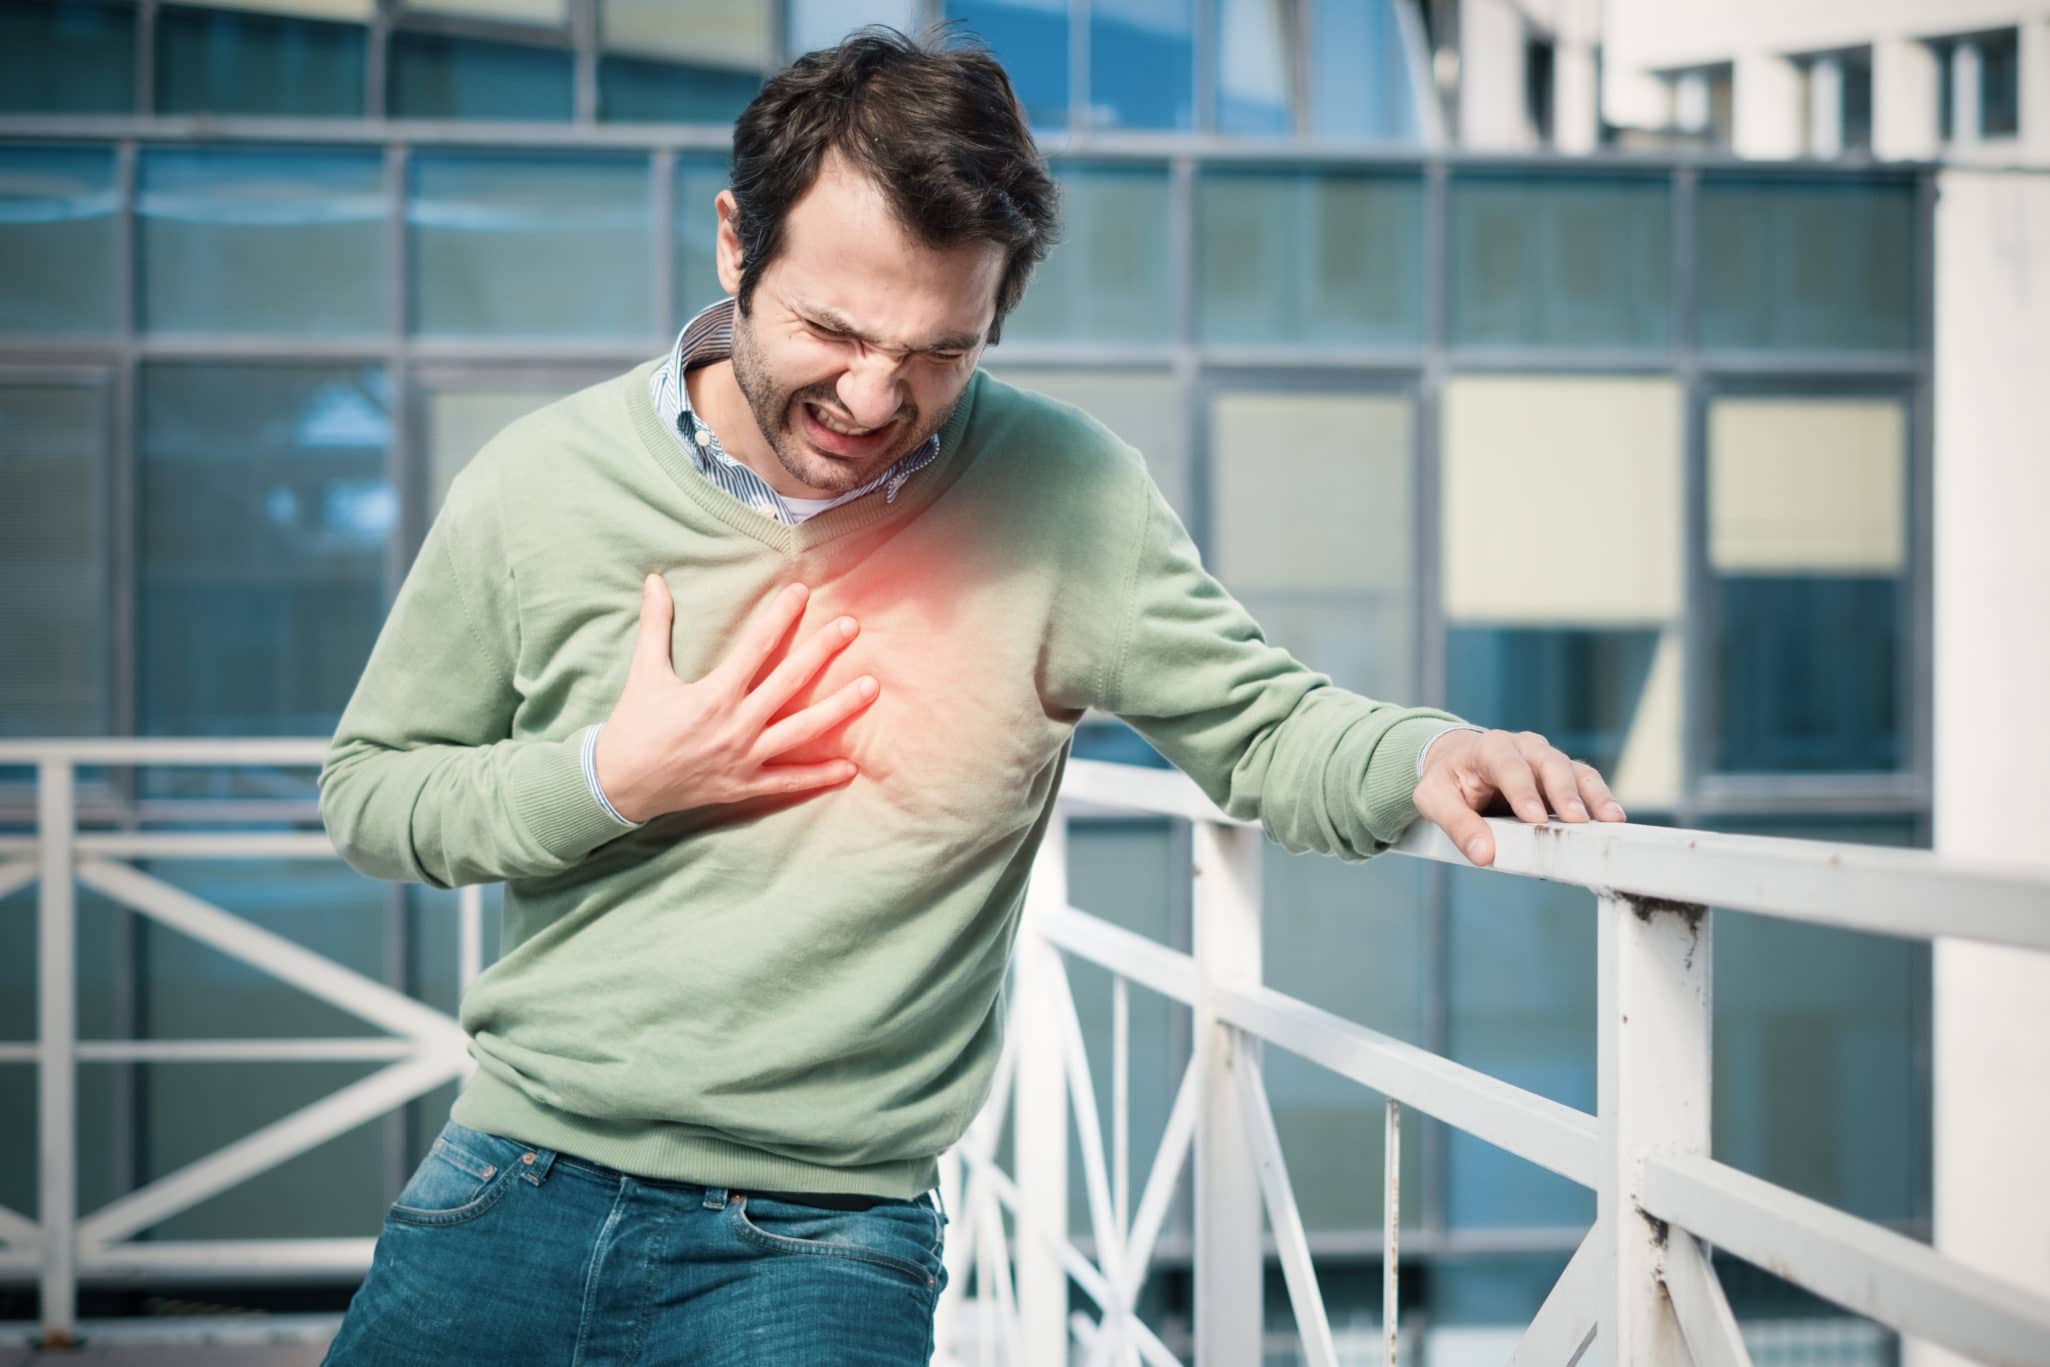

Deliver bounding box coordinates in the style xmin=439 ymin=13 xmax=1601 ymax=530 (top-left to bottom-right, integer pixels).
xmin=0 ymin=1 xmax=136 ymax=114
xmin=788 ymin=0 xmax=920 ymax=53
xmin=0 ymin=145 xmax=119 ymax=334
xmin=1000 ymin=163 xmax=1174 ymax=344
xmin=409 ymin=151 xmax=652 ymax=337
xmin=1198 ymin=169 xmax=1425 ymax=344
xmin=1714 ymin=576 xmax=1901 ymax=773
xmin=1214 ymin=0 xmax=1290 ymax=134
xmin=156 ymin=4 xmax=366 ymax=117
xmin=138 ymin=146 xmax=388 ymax=335
xmin=946 ymin=0 xmax=1068 ymax=130
xmin=1697 ymin=177 xmax=1916 ymax=351
xmin=388 ymin=31 xmax=573 ymax=121
xmin=1449 ymin=173 xmax=1672 ymax=349
xmin=1309 ymin=0 xmax=1419 ymax=141
xmin=1444 ymin=868 xmax=1596 ymax=1228
xmin=1446 ymin=627 xmax=1663 ymax=783
xmin=1708 ymin=815 xmax=1923 ymax=1222
xmin=673 ymin=156 xmax=730 ymax=324
xmin=138 ymin=364 xmax=392 ymax=799
xmin=600 ymin=54 xmax=760 ymax=123
xmin=1090 ymin=0 xmax=1192 ymax=131
xmin=0 ymin=384 xmax=109 ymax=738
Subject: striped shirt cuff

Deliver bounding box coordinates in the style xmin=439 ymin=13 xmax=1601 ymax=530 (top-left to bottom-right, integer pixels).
xmin=1416 ymin=723 xmax=1487 ymax=779
xmin=580 ymin=722 xmax=645 ymax=829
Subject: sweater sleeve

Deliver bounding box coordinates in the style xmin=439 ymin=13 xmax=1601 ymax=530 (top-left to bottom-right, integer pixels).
xmin=1100 ymin=472 xmax=1470 ymax=861
xmin=317 ymin=459 xmax=636 ymax=889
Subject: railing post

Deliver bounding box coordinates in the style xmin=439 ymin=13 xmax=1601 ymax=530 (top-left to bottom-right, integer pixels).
xmin=37 ymin=759 xmax=78 ymax=1348
xmin=1597 ymin=891 xmax=1711 ymax=1364
xmin=1193 ymin=819 xmax=1263 ymax=1364
xmin=1016 ymin=808 xmax=1071 ymax=1362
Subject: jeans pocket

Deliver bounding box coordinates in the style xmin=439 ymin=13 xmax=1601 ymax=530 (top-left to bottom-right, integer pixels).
xmin=386 ymin=1122 xmax=527 ymax=1228
xmin=729 ymin=1193 xmax=942 ymax=1290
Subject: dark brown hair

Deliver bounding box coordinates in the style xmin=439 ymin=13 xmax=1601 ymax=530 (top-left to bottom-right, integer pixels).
xmin=727 ymin=25 xmax=1060 ymax=345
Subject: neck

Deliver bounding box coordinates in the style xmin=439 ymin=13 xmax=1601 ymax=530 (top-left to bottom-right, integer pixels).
xmin=684 ymin=359 xmax=824 ymax=501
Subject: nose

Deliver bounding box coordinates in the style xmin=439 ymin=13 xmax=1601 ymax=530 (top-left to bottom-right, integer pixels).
xmin=833 ymin=349 xmax=905 ymax=430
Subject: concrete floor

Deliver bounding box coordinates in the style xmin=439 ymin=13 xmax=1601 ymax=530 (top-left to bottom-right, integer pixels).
xmin=0 ymin=1318 xmax=340 ymax=1366
xmin=0 ymin=1349 xmax=329 ymax=1366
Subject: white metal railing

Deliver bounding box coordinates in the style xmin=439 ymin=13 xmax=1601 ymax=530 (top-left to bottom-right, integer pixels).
xmin=4 ymin=741 xmax=2050 ymax=1364
xmin=933 ymin=759 xmax=2050 ymax=1367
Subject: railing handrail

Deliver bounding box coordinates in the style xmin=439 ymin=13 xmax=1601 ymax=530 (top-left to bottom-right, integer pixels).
xmin=1061 ymin=756 xmax=2050 ymax=952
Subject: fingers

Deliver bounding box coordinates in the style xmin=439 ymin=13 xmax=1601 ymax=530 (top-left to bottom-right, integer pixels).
xmin=715 ymin=583 xmax=810 ymax=691
xmin=1487 ymin=733 xmax=1551 ymax=825
xmin=747 ymin=759 xmax=860 ymax=798
xmin=631 ymin=573 xmax=676 ymax=681
xmin=1575 ymin=761 xmax=1627 ymax=821
xmin=741 ymin=614 xmax=861 ymax=729
xmin=1534 ymin=742 xmax=1587 ymax=822
xmin=755 ymin=671 xmax=880 ymax=758
xmin=1413 ymin=773 xmax=1495 ymax=866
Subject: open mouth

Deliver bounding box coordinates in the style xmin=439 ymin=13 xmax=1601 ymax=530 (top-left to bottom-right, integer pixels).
xmin=799 ymin=401 xmax=898 ymax=459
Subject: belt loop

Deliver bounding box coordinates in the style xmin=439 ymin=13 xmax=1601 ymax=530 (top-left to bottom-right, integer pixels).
xmin=517 ymin=1146 xmax=557 ymax=1185
xmin=702 ymin=1186 xmax=728 ymax=1211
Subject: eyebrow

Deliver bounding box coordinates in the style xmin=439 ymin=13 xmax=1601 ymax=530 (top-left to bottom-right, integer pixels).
xmin=797 ymin=303 xmax=982 ymax=356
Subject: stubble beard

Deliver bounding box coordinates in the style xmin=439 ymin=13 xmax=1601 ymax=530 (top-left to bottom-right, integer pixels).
xmin=729 ymin=307 xmax=957 ymax=496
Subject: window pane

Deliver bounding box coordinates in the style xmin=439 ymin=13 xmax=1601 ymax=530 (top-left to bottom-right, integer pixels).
xmin=1264 ymin=848 xmax=1429 ymax=1232
xmin=138 ymin=146 xmax=388 ymax=335
xmin=984 ymin=369 xmax=1187 ymax=517
xmin=0 ymin=1 xmax=136 ymax=114
xmin=1443 ymin=376 xmax=1685 ymax=807
xmin=139 ymin=364 xmax=392 ymax=798
xmin=946 ymin=0 xmax=1068 ymax=130
xmin=409 ymin=151 xmax=652 ymax=338
xmin=600 ymin=0 xmax=766 ymax=120
xmin=1214 ymin=0 xmax=1291 ymax=134
xmin=1198 ymin=170 xmax=1425 ymax=346
xmin=156 ymin=4 xmax=366 ymax=117
xmin=1209 ymin=390 xmax=1413 ymax=701
xmin=1979 ymin=29 xmax=2020 ymax=137
xmin=0 ymin=145 xmax=120 ymax=335
xmin=1444 ymin=869 xmax=1595 ymax=1228
xmin=1710 ymin=395 xmax=1908 ymax=774
xmin=1697 ymin=177 xmax=1916 ymax=351
xmin=1840 ymin=47 xmax=1873 ymax=152
xmin=673 ymin=156 xmax=729 ymax=324
xmin=789 ymin=0 xmax=921 ymax=54
xmin=1090 ymin=0 xmax=1192 ymax=131
xmin=388 ymin=31 xmax=573 ymax=120
xmin=999 ymin=164 xmax=1174 ymax=345
xmin=1449 ymin=173 xmax=1671 ymax=349
xmin=0 ymin=383 xmax=109 ymax=738
xmin=599 ymin=55 xmax=760 ymax=123
xmin=1707 ymin=815 xmax=1924 ymax=1221
xmin=1309 ymin=0 xmax=1419 ymax=141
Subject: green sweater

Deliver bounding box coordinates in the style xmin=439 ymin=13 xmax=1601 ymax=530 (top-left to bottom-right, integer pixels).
xmin=318 ymin=358 xmax=1465 ymax=1197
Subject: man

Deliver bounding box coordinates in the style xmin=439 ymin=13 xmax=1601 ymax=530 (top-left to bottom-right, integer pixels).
xmin=317 ymin=27 xmax=1625 ymax=1366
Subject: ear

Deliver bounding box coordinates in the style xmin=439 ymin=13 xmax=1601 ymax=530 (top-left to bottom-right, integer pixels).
xmin=714 ymin=189 xmax=744 ymax=298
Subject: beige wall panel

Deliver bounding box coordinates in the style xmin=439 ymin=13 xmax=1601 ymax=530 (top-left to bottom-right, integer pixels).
xmin=989 ymin=369 xmax=1191 ymax=520
xmin=601 ymin=0 xmax=770 ymax=65
xmin=1443 ymin=375 xmax=1684 ymax=624
xmin=1606 ymin=626 xmax=1684 ymax=808
xmin=1210 ymin=392 xmax=1412 ymax=593
xmin=184 ymin=0 xmax=378 ymax=22
xmin=1709 ymin=396 xmax=1906 ymax=574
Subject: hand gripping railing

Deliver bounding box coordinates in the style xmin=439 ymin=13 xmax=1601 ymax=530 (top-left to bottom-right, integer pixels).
xmin=931 ymin=758 xmax=2050 ymax=1367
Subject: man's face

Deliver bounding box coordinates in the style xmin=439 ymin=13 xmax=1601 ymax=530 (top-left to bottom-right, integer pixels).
xmin=715 ymin=151 xmax=1005 ymax=496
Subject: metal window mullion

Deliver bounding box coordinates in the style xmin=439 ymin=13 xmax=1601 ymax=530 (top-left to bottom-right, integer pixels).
xmin=1672 ymin=163 xmax=1707 ymax=830
xmin=386 ymin=143 xmax=414 ymax=575
xmin=1191 ymin=0 xmax=1217 ymax=134
xmin=573 ymin=0 xmax=599 ymax=124
xmin=135 ymin=0 xmax=159 ymax=115
xmin=652 ymin=148 xmax=676 ymax=341
xmin=1070 ymin=0 xmax=1090 ymax=134
xmin=367 ymin=0 xmax=392 ymax=118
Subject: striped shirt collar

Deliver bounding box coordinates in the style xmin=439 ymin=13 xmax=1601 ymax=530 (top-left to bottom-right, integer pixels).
xmin=648 ymin=296 xmax=940 ymax=527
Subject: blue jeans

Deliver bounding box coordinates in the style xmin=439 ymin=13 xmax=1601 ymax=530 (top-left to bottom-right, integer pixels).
xmin=321 ymin=1119 xmax=949 ymax=1365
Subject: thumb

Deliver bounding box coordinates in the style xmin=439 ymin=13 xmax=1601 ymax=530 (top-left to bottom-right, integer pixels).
xmin=632 ymin=573 xmax=675 ymax=681
xmin=1415 ymin=775 xmax=1494 ymax=866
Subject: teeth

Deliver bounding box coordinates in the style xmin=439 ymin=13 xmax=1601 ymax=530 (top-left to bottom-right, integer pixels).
xmin=809 ymin=404 xmax=879 ymax=438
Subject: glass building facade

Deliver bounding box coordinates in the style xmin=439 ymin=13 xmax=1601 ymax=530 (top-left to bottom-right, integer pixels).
xmin=0 ymin=0 xmax=1931 ymax=1351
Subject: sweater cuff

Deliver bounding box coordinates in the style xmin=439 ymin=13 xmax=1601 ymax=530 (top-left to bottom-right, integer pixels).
xmin=1361 ymin=712 xmax=1470 ymax=845
xmin=506 ymin=727 xmax=642 ymax=866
